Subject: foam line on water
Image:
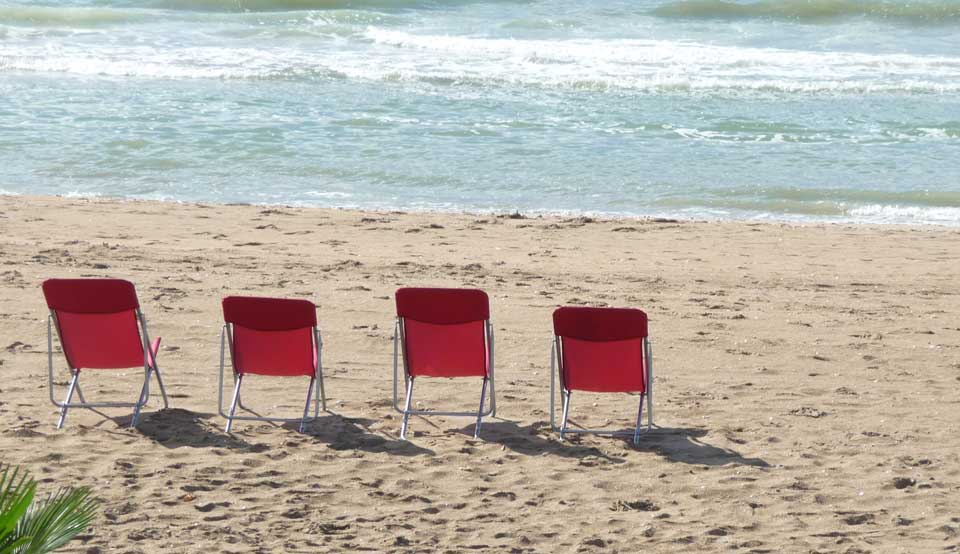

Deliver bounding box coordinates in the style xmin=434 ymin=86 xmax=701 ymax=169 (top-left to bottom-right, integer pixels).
xmin=4 ymin=30 xmax=960 ymax=95
xmin=847 ymin=204 xmax=960 ymax=225
xmin=142 ymin=0 xmax=526 ymax=12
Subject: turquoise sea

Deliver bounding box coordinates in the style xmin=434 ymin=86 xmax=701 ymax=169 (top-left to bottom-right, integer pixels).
xmin=1 ymin=0 xmax=959 ymax=224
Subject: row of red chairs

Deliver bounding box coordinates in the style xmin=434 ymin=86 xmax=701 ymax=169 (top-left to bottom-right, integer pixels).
xmin=41 ymin=278 xmax=654 ymax=443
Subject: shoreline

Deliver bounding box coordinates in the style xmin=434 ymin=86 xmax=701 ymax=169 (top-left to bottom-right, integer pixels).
xmin=1 ymin=194 xmax=958 ymax=552
xmin=3 ymin=192 xmax=959 ymax=231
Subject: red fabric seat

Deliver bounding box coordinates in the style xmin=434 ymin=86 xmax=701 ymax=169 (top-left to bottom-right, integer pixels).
xmin=54 ymin=310 xmax=145 ymax=370
xmin=402 ymin=319 xmax=488 ymax=378
xmin=560 ymin=337 xmax=646 ymax=393
xmin=229 ymin=326 xmax=316 ymax=377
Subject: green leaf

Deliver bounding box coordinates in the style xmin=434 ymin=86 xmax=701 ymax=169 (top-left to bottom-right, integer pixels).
xmin=0 ymin=537 xmax=31 ymax=554
xmin=13 ymin=486 xmax=98 ymax=554
xmin=0 ymin=466 xmax=36 ymax=535
xmin=0 ymin=465 xmax=36 ymax=554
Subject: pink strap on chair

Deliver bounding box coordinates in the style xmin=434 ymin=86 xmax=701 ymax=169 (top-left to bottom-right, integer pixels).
xmin=146 ymin=337 xmax=161 ymax=369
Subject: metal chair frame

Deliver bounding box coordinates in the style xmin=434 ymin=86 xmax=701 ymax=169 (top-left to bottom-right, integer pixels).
xmin=549 ymin=335 xmax=654 ymax=445
xmin=47 ymin=309 xmax=169 ymax=429
xmin=392 ymin=317 xmax=496 ymax=440
xmin=218 ymin=323 xmax=326 ymax=433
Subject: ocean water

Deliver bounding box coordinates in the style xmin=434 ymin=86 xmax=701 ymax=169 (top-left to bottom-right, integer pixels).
xmin=1 ymin=0 xmax=959 ymax=225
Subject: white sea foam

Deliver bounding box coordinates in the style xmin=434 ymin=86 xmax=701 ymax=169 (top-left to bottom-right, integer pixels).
xmin=358 ymin=29 xmax=960 ymax=94
xmin=3 ymin=29 xmax=960 ymax=95
xmin=847 ymin=204 xmax=960 ymax=226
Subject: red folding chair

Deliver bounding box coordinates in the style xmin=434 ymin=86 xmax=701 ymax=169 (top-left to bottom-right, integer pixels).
xmin=219 ymin=296 xmax=325 ymax=433
xmin=550 ymin=306 xmax=653 ymax=444
xmin=393 ymin=288 xmax=496 ymax=439
xmin=42 ymin=278 xmax=170 ymax=429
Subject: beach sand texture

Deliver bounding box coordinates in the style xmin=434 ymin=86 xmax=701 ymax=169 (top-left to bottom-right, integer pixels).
xmin=1 ymin=196 xmax=958 ymax=553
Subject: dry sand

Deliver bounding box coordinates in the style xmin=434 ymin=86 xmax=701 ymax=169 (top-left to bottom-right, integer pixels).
xmin=1 ymin=195 xmax=958 ymax=553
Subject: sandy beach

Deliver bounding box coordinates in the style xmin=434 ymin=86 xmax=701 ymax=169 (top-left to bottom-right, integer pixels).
xmin=1 ymin=195 xmax=958 ymax=553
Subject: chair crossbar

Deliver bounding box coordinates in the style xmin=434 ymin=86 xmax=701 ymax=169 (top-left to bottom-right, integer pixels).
xmin=220 ymin=414 xmax=319 ymax=423
xmin=555 ymin=428 xmax=643 ymax=436
xmin=399 ymin=408 xmax=495 ymax=418
xmin=54 ymin=401 xmax=148 ymax=409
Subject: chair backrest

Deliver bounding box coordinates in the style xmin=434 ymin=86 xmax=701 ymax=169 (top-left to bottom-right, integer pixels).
xmin=222 ymin=296 xmax=317 ymax=377
xmin=396 ymin=288 xmax=490 ymax=378
xmin=553 ymin=306 xmax=648 ymax=393
xmin=42 ymin=279 xmax=146 ymax=370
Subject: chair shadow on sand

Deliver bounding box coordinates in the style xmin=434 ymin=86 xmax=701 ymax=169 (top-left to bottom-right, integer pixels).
xmin=629 ymin=426 xmax=769 ymax=467
xmin=284 ymin=412 xmax=434 ymax=457
xmin=133 ymin=408 xmax=433 ymax=456
xmin=133 ymin=408 xmax=268 ymax=451
xmin=460 ymin=420 xmax=768 ymax=467
xmin=128 ymin=409 xmax=762 ymax=466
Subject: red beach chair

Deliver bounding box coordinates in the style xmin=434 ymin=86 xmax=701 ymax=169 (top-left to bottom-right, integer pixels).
xmin=42 ymin=278 xmax=170 ymax=429
xmin=393 ymin=288 xmax=496 ymax=439
xmin=550 ymin=307 xmax=653 ymax=444
xmin=219 ymin=296 xmax=325 ymax=433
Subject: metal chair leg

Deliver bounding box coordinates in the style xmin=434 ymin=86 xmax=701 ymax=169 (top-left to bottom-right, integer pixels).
xmin=130 ymin=368 xmax=151 ymax=428
xmin=400 ymin=378 xmax=414 ymax=440
xmin=299 ymin=377 xmax=315 ymax=433
xmin=57 ymin=372 xmax=79 ymax=429
xmin=487 ymin=374 xmax=496 ymax=418
xmin=474 ymin=378 xmax=488 ymax=439
xmin=634 ymin=393 xmax=645 ymax=445
xmin=316 ymin=330 xmax=327 ymax=412
xmin=225 ymin=375 xmax=243 ymax=433
xmin=317 ymin=366 xmax=326 ymax=413
xmin=559 ymin=390 xmax=571 ymax=441
xmin=314 ymin=371 xmax=322 ymax=418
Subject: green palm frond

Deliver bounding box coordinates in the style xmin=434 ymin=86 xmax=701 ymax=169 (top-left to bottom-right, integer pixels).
xmin=0 ymin=465 xmax=36 ymax=554
xmin=13 ymin=487 xmax=98 ymax=554
xmin=0 ymin=464 xmax=98 ymax=554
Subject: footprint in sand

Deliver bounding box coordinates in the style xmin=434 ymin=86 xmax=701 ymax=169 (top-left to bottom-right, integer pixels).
xmin=194 ymin=501 xmax=230 ymax=513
